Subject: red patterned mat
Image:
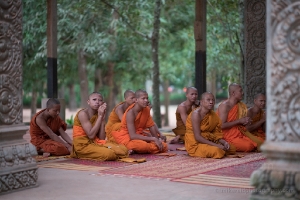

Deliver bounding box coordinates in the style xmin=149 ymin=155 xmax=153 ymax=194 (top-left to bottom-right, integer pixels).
xmin=37 ymin=152 xmax=178 ymax=168
xmin=172 ymin=158 xmax=265 ymax=189
xmin=203 ymin=159 xmax=265 ymax=178
xmin=98 ymin=153 xmax=265 ymax=179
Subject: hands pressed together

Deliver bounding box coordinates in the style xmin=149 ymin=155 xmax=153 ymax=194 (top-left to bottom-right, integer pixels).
xmin=98 ymin=103 xmax=107 ymax=118
xmin=239 ymin=116 xmax=252 ymax=126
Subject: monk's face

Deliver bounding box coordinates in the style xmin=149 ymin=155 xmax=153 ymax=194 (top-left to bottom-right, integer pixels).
xmin=186 ymin=88 xmax=198 ymax=102
xmin=88 ymin=93 xmax=104 ymax=110
xmin=47 ymin=104 xmax=60 ymax=118
xmin=125 ymin=93 xmax=136 ymax=105
xmin=254 ymin=95 xmax=266 ymax=109
xmin=135 ymin=92 xmax=149 ymax=108
xmin=201 ymin=93 xmax=215 ymax=110
xmin=233 ymin=86 xmax=243 ymax=101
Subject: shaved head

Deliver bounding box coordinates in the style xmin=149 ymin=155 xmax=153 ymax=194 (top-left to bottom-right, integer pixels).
xmin=124 ymin=89 xmax=135 ymax=99
xmin=89 ymin=92 xmax=103 ymax=99
xmin=254 ymin=93 xmax=266 ymax=99
xmin=186 ymin=86 xmax=198 ymax=94
xmin=228 ymin=83 xmax=241 ymax=96
xmin=46 ymin=98 xmax=60 ymax=108
xmin=201 ymin=92 xmax=214 ymax=100
xmin=135 ymin=89 xmax=147 ymax=98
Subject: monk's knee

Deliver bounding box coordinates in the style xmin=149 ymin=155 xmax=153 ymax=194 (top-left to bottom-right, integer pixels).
xmin=100 ymin=149 xmax=118 ymax=161
xmin=211 ymin=147 xmax=226 ymax=159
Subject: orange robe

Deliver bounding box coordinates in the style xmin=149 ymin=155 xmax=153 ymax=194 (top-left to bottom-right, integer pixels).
xmin=71 ymin=110 xmax=128 ymax=161
xmin=217 ymin=102 xmax=263 ymax=152
xmin=172 ymin=107 xmax=192 ymax=141
xmin=185 ymin=110 xmax=236 ymax=158
xmin=30 ymin=109 xmax=69 ymax=156
xmin=111 ymin=104 xmax=168 ymax=154
xmin=250 ymin=110 xmax=266 ymax=141
xmin=105 ymin=102 xmax=124 ymax=143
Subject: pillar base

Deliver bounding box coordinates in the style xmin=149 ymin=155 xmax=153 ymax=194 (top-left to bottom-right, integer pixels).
xmin=250 ymin=142 xmax=300 ymax=200
xmin=0 ymin=125 xmax=38 ymax=194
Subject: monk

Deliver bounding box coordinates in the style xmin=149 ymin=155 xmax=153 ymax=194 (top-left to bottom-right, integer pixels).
xmin=105 ymin=89 xmax=136 ymax=143
xmin=185 ymin=92 xmax=236 ymax=158
xmin=246 ymin=93 xmax=266 ymax=141
xmin=106 ymin=89 xmax=166 ymax=143
xmin=217 ymin=83 xmax=263 ymax=152
xmin=71 ymin=92 xmax=128 ymax=161
xmin=111 ymin=89 xmax=168 ymax=154
xmin=30 ymin=98 xmax=72 ymax=156
xmin=171 ymin=86 xmax=200 ymax=143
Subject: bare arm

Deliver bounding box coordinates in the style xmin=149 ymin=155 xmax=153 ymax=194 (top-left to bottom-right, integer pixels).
xmin=58 ymin=128 xmax=72 ymax=145
xmin=177 ymin=106 xmax=188 ymax=126
xmin=191 ymin=110 xmax=224 ymax=149
xmin=115 ymin=105 xmax=124 ymax=121
xmin=97 ymin=120 xmax=106 ymax=140
xmin=79 ymin=104 xmax=106 ymax=140
xmin=246 ymin=110 xmax=266 ymax=132
xmin=36 ymin=117 xmax=70 ymax=148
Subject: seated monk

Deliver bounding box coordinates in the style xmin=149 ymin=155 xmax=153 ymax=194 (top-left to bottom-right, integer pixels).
xmin=111 ymin=89 xmax=168 ymax=154
xmin=171 ymin=86 xmax=200 ymax=143
xmin=185 ymin=92 xmax=236 ymax=158
xmin=217 ymin=83 xmax=263 ymax=152
xmin=71 ymin=92 xmax=128 ymax=161
xmin=30 ymin=98 xmax=72 ymax=156
xmin=106 ymin=89 xmax=166 ymax=143
xmin=246 ymin=93 xmax=266 ymax=141
xmin=105 ymin=89 xmax=136 ymax=143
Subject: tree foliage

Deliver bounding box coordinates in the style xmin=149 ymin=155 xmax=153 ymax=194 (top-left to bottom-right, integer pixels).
xmin=22 ymin=0 xmax=242 ymax=123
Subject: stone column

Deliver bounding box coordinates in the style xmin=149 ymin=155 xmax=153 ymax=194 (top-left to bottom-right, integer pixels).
xmin=244 ymin=0 xmax=266 ymax=105
xmin=0 ymin=0 xmax=38 ymax=194
xmin=250 ymin=1 xmax=300 ymax=199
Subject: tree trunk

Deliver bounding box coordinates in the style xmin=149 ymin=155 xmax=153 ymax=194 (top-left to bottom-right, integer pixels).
xmin=106 ymin=61 xmax=115 ymax=117
xmin=163 ymin=80 xmax=170 ymax=127
xmin=151 ymin=0 xmax=162 ymax=128
xmin=104 ymin=9 xmax=118 ymax=119
xmin=94 ymin=68 xmax=102 ymax=92
xmin=78 ymin=48 xmax=89 ymax=108
xmin=68 ymin=83 xmax=77 ymax=111
xmin=30 ymin=88 xmax=37 ymax=120
xmin=207 ymin=69 xmax=217 ymax=98
xmin=239 ymin=0 xmax=245 ymax=84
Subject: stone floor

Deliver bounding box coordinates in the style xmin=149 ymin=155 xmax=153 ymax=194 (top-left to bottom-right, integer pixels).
xmin=1 ymin=167 xmax=252 ymax=200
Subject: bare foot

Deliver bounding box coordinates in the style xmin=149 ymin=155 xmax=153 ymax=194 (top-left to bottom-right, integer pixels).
xmin=169 ymin=135 xmax=180 ymax=144
xmin=128 ymin=150 xmax=135 ymax=155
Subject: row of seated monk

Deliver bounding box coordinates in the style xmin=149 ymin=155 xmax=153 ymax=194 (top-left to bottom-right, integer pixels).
xmin=29 ymin=83 xmax=266 ymax=160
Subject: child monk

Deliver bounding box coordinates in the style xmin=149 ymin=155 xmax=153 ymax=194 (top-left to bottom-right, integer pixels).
xmin=30 ymin=98 xmax=72 ymax=156
xmin=71 ymin=92 xmax=128 ymax=161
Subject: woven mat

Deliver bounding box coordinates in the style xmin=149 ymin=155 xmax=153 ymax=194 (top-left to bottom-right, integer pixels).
xmin=172 ymin=174 xmax=254 ymax=189
xmin=34 ymin=151 xmax=178 ymax=171
xmin=34 ymin=155 xmax=68 ymax=162
xmin=172 ymin=159 xmax=265 ymax=188
xmin=38 ymin=162 xmax=110 ymax=171
xmin=98 ymin=152 xmax=265 ymax=179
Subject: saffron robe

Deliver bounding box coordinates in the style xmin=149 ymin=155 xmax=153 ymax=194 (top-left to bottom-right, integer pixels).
xmin=217 ymin=102 xmax=263 ymax=152
xmin=105 ymin=102 xmax=124 ymax=143
xmin=111 ymin=104 xmax=168 ymax=154
xmin=30 ymin=109 xmax=69 ymax=156
xmin=71 ymin=110 xmax=128 ymax=161
xmin=250 ymin=110 xmax=266 ymax=141
xmin=172 ymin=107 xmax=193 ymax=141
xmin=185 ymin=110 xmax=236 ymax=158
